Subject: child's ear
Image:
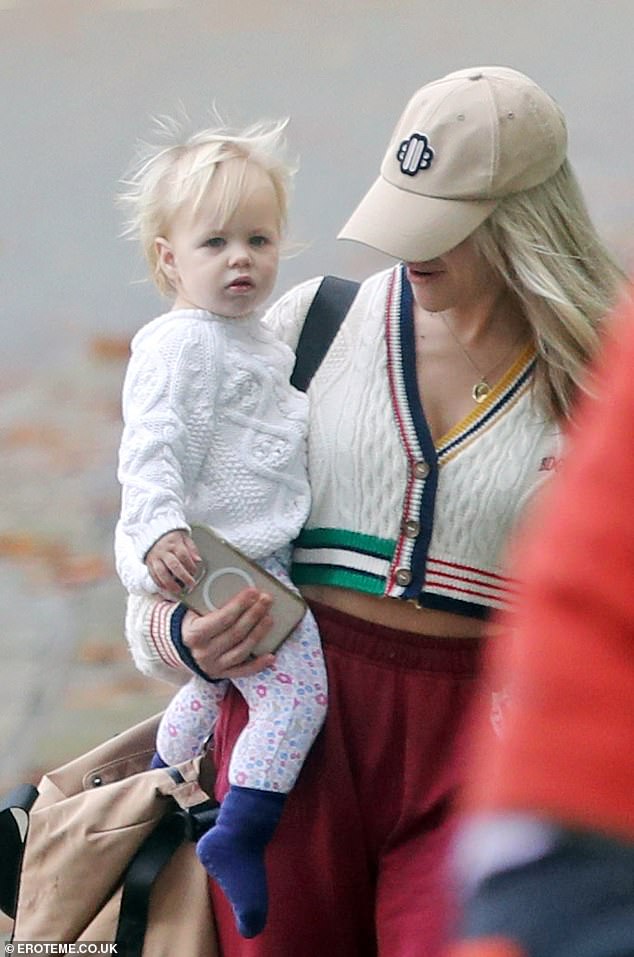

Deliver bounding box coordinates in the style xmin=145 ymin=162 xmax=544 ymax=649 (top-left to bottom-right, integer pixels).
xmin=155 ymin=237 xmax=178 ymax=283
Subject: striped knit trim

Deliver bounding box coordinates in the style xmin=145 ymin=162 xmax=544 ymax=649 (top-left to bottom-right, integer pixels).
xmin=293 ymin=529 xmax=393 ymax=576
xmin=149 ymin=600 xmax=182 ymax=669
xmin=295 ymin=526 xmax=394 ymax=558
xmin=385 ymin=266 xmax=437 ymax=597
xmin=425 ymin=556 xmax=517 ymax=608
xmin=291 ymin=531 xmax=516 ymax=610
xmin=292 ymin=527 xmax=393 ymax=594
xmin=437 ymin=344 xmax=537 ymax=465
xmin=291 ymin=563 xmax=386 ymax=595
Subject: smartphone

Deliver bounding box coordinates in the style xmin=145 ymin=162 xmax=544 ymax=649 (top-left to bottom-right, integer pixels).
xmin=179 ymin=524 xmax=307 ymax=656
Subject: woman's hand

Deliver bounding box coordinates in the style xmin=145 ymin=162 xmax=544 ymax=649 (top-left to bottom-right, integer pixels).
xmin=181 ymin=587 xmax=275 ymax=679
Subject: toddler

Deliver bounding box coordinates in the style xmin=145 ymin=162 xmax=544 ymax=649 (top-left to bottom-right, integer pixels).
xmin=114 ymin=118 xmax=327 ymax=938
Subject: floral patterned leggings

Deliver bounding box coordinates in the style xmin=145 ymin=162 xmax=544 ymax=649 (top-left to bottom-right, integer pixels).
xmin=155 ymin=552 xmax=328 ymax=792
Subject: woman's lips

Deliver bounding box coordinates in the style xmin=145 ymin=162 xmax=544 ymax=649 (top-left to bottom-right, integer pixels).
xmin=406 ymin=265 xmax=443 ymax=284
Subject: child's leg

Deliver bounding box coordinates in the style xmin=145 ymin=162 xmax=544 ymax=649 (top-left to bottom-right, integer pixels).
xmin=196 ymin=592 xmax=327 ymax=938
xmin=156 ymin=675 xmax=228 ymax=765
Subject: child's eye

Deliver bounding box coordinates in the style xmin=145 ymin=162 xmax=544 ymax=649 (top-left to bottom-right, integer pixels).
xmin=249 ymin=235 xmax=270 ymax=248
xmin=205 ymin=236 xmax=225 ymax=248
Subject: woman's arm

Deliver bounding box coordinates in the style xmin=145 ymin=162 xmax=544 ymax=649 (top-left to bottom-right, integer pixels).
xmin=125 ymin=588 xmax=277 ymax=685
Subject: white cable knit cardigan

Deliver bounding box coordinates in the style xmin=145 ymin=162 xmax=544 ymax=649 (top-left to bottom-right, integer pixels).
xmin=266 ymin=265 xmax=565 ymax=618
xmin=115 ymin=308 xmax=311 ymax=594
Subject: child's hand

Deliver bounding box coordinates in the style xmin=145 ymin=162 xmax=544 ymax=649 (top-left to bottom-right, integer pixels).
xmin=145 ymin=529 xmax=201 ymax=596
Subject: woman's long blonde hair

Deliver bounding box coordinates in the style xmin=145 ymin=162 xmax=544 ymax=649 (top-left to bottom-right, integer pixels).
xmin=473 ymin=160 xmax=625 ymax=420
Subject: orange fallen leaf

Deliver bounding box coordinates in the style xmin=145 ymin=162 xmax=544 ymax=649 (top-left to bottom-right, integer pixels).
xmin=89 ymin=336 xmax=131 ymax=362
xmin=0 ymin=533 xmax=66 ymax=564
xmin=78 ymin=641 xmax=128 ymax=665
xmin=54 ymin=553 xmax=112 ymax=587
xmin=4 ymin=425 xmax=65 ymax=450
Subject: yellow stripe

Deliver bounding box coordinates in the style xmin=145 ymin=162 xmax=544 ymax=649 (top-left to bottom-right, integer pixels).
xmin=435 ymin=343 xmax=536 ymax=451
xmin=439 ymin=385 xmax=529 ymax=465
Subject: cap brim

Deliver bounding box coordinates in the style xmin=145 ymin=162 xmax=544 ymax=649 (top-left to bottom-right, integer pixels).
xmin=337 ymin=175 xmax=498 ymax=262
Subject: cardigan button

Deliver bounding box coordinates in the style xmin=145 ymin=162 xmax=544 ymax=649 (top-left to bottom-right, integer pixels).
xmin=413 ymin=460 xmax=430 ymax=479
xmin=395 ymin=568 xmax=412 ymax=586
xmin=402 ymin=519 xmax=420 ymax=538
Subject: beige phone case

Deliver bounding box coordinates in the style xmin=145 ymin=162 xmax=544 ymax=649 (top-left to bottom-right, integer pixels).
xmin=179 ymin=524 xmax=307 ymax=656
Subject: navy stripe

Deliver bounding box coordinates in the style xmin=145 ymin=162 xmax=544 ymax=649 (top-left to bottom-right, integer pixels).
xmin=438 ymin=360 xmax=536 ymax=459
xmin=397 ymin=266 xmax=439 ymax=600
xmin=170 ymin=603 xmax=221 ymax=683
xmin=417 ymin=591 xmax=490 ymax=620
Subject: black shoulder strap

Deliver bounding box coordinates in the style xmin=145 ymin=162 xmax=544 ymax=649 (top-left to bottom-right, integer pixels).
xmin=290 ymin=276 xmax=359 ymax=392
xmin=115 ymin=800 xmax=218 ymax=957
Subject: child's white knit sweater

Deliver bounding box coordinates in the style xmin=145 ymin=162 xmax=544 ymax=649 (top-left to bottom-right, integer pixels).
xmin=115 ymin=308 xmax=311 ymax=595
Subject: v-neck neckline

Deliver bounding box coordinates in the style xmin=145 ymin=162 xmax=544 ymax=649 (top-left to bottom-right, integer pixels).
xmin=389 ymin=265 xmax=537 ymax=469
xmin=434 ymin=342 xmax=537 ymax=451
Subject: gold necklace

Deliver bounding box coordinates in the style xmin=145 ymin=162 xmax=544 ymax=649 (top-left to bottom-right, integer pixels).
xmin=440 ymin=315 xmax=526 ymax=403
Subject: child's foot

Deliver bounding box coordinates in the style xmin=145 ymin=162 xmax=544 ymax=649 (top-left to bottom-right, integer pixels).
xmin=196 ymin=785 xmax=286 ymax=938
xmin=150 ymin=752 xmax=168 ymax=768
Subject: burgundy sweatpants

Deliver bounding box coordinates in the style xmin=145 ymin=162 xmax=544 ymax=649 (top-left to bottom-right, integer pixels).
xmin=210 ymin=601 xmax=484 ymax=957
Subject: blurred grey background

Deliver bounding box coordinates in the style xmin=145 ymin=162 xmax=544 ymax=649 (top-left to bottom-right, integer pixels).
xmin=1 ymin=0 xmax=633 ymax=792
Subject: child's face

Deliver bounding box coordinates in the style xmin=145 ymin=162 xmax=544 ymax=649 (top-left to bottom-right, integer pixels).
xmin=157 ymin=163 xmax=281 ymax=318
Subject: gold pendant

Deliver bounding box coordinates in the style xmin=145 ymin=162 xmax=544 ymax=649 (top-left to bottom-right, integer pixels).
xmin=472 ymin=380 xmax=491 ymax=403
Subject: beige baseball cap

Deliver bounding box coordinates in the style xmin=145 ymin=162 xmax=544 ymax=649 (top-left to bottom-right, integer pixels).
xmin=338 ymin=66 xmax=568 ymax=262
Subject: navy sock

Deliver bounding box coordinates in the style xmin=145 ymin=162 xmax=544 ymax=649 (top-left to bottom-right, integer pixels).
xmin=196 ymin=785 xmax=286 ymax=938
xmin=150 ymin=752 xmax=168 ymax=769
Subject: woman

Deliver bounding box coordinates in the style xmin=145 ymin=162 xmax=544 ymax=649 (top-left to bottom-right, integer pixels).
xmin=123 ymin=66 xmax=624 ymax=956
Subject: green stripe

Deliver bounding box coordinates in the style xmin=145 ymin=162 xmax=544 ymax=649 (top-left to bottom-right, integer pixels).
xmin=295 ymin=527 xmax=395 ymax=559
xmin=291 ymin=564 xmax=385 ymax=595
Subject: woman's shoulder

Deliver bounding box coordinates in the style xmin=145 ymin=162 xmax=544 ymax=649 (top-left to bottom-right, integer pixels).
xmin=262 ymin=276 xmax=324 ymax=349
xmin=263 ymin=267 xmax=396 ymax=349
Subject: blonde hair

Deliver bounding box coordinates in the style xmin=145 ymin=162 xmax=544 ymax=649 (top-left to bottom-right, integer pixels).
xmin=118 ymin=116 xmax=295 ymax=296
xmin=473 ymin=160 xmax=625 ymax=420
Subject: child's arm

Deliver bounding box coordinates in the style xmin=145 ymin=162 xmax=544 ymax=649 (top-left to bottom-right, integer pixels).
xmin=117 ymin=319 xmax=216 ymax=580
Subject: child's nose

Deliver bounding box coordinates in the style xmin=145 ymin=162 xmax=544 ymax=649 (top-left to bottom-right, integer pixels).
xmin=227 ymin=242 xmax=252 ymax=267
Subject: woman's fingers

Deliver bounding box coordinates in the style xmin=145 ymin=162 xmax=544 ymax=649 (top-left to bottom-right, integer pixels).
xmin=182 ymin=589 xmax=275 ymax=678
xmin=222 ymin=652 xmax=276 ymax=679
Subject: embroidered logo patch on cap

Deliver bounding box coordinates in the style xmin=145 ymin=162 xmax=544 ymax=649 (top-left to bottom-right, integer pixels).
xmin=396 ymin=132 xmax=434 ymax=175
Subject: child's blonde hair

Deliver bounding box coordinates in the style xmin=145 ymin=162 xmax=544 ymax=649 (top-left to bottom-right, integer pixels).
xmin=119 ymin=116 xmax=295 ymax=296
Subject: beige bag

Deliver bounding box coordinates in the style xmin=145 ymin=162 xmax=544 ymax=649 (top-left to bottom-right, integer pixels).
xmin=2 ymin=713 xmax=219 ymax=956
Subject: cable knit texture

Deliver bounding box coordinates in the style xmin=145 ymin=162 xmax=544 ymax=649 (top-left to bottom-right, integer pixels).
xmin=116 ymin=308 xmax=311 ymax=593
xmin=266 ymin=267 xmax=564 ymax=616
xmin=124 ymin=267 xmax=565 ymax=675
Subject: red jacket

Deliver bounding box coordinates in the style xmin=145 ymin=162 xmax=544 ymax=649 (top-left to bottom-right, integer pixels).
xmin=467 ymin=292 xmax=634 ymax=842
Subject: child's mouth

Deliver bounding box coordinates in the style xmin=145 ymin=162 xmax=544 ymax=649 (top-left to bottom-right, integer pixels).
xmin=227 ymin=277 xmax=254 ymax=292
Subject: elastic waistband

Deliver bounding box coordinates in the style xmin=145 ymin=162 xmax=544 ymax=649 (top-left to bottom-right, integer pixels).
xmin=307 ymin=599 xmax=483 ymax=676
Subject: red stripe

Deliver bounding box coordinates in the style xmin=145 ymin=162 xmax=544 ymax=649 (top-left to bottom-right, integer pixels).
xmin=426 ymin=578 xmax=509 ymax=602
xmin=427 ymin=556 xmax=514 ymax=585
xmin=427 ymin=569 xmax=511 ymax=596
xmin=150 ymin=601 xmax=181 ymax=668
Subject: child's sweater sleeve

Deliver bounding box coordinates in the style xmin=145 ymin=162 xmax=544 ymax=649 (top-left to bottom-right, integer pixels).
xmin=124 ymin=592 xmax=192 ymax=685
xmin=117 ymin=317 xmax=217 ymax=566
